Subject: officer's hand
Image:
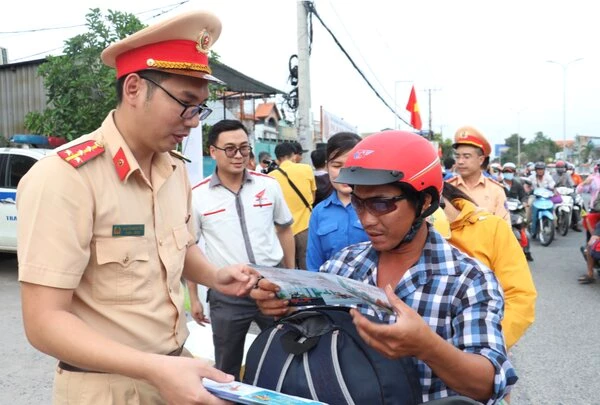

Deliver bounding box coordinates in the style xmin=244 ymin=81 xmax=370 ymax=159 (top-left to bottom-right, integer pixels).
xmin=250 ymin=278 xmax=291 ymax=317
xmin=147 ymin=355 xmax=233 ymax=405
xmin=214 ymin=264 xmax=258 ymax=297
xmin=350 ymin=285 xmax=434 ymax=360
xmin=190 ymin=300 xmax=210 ymax=326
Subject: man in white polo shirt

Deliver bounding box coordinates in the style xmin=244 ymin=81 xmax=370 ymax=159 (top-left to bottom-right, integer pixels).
xmin=188 ymin=119 xmax=295 ymax=380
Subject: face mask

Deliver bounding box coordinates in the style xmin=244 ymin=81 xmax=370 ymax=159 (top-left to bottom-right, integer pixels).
xmin=503 ymin=173 xmax=514 ymax=181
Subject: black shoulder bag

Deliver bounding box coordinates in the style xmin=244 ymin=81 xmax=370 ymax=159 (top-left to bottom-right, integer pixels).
xmin=276 ymin=167 xmax=312 ymax=211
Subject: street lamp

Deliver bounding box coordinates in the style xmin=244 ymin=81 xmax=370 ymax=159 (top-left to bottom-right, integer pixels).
xmin=546 ymin=58 xmax=583 ymax=160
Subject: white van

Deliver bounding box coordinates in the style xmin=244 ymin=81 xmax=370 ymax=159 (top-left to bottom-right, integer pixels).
xmin=0 ymin=147 xmax=51 ymax=252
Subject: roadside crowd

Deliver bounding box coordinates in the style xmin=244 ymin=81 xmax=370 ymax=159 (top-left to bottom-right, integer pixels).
xmin=12 ymin=9 xmax=562 ymax=405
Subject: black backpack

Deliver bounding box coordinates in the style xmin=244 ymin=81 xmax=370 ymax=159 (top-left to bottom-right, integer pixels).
xmin=243 ymin=307 xmax=422 ymax=405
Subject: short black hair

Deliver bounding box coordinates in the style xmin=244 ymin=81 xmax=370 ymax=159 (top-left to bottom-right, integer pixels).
xmin=326 ymin=132 xmax=362 ymax=163
xmin=443 ymin=157 xmax=455 ymax=170
xmin=208 ymin=120 xmax=248 ymax=146
xmin=291 ymin=141 xmax=304 ymax=155
xmin=275 ymin=142 xmax=296 ymax=159
xmin=310 ymin=148 xmax=327 ymax=169
xmin=116 ymin=70 xmax=173 ymax=104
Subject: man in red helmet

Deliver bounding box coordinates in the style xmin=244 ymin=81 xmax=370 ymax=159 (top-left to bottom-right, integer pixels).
xmin=252 ymin=131 xmax=516 ymax=404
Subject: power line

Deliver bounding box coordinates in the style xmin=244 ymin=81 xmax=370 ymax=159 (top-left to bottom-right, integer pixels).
xmin=306 ymin=2 xmax=411 ymax=128
xmin=2 ymin=1 xmax=189 ymax=63
xmin=325 ymin=0 xmax=396 ymax=108
xmin=0 ymin=1 xmax=188 ymax=35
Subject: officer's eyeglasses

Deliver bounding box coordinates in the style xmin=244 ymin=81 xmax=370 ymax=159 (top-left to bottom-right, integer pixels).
xmin=213 ymin=145 xmax=253 ymax=158
xmin=140 ymin=76 xmax=212 ymax=120
xmin=350 ymin=193 xmax=408 ymax=216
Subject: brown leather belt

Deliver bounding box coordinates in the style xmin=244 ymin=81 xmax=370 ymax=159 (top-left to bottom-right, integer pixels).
xmin=58 ymin=346 xmax=184 ymax=373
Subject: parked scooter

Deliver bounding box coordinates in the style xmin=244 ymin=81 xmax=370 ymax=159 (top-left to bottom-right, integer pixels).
xmin=530 ymin=188 xmax=555 ymax=246
xmin=555 ymin=186 xmax=575 ymax=236
xmin=507 ymin=198 xmax=533 ymax=261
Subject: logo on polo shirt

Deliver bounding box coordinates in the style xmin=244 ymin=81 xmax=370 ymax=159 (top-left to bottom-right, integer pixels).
xmin=254 ymin=189 xmax=272 ymax=207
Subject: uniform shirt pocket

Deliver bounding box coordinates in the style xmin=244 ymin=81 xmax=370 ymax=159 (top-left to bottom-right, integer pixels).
xmin=93 ymin=237 xmax=151 ymax=304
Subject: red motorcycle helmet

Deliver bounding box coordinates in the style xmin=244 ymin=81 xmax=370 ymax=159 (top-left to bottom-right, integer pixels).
xmin=336 ymin=130 xmax=443 ymax=219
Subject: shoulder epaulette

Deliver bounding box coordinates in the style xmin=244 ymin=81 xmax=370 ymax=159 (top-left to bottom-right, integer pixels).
xmin=57 ymin=140 xmax=104 ymax=168
xmin=169 ymin=150 xmax=191 ymax=163
xmin=487 ymin=177 xmax=504 ymax=188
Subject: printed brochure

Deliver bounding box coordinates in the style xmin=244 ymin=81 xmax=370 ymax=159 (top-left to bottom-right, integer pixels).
xmin=203 ymin=378 xmax=328 ymax=405
xmin=253 ymin=266 xmax=392 ymax=313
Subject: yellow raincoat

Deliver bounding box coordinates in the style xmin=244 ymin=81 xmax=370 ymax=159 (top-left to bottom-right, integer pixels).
xmin=432 ymin=198 xmax=537 ymax=349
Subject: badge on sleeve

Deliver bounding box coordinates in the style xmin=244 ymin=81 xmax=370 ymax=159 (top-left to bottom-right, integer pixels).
xmin=113 ymin=224 xmax=145 ymax=237
xmin=57 ymin=140 xmax=104 ymax=168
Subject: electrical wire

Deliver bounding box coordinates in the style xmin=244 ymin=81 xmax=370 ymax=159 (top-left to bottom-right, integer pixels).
xmin=0 ymin=1 xmax=188 ymax=34
xmin=325 ymin=0 xmax=397 ymax=108
xmin=1 ymin=1 xmax=189 ymax=63
xmin=305 ymin=2 xmax=412 ymax=128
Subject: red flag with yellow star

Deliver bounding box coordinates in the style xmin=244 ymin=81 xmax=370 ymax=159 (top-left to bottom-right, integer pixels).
xmin=406 ymin=86 xmax=422 ymax=130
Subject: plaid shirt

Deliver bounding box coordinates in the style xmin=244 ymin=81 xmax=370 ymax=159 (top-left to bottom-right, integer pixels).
xmin=321 ymin=226 xmax=517 ymax=404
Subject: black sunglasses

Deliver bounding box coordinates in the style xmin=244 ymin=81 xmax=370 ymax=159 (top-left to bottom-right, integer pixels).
xmin=350 ymin=193 xmax=408 ymax=216
xmin=140 ymin=76 xmax=212 ymax=120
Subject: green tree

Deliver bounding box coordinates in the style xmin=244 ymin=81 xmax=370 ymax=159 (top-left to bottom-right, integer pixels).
xmin=24 ymin=9 xmax=145 ymax=140
xmin=523 ymin=131 xmax=559 ymax=163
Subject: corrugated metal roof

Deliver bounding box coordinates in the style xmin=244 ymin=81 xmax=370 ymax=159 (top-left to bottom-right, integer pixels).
xmin=0 ymin=60 xmax=47 ymax=138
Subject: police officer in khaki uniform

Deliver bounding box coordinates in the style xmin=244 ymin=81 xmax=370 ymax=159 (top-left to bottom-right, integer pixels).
xmin=17 ymin=11 xmax=258 ymax=405
xmin=448 ymin=126 xmax=510 ymax=224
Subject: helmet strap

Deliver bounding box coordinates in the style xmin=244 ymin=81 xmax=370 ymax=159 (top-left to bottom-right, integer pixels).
xmin=391 ymin=191 xmax=439 ymax=250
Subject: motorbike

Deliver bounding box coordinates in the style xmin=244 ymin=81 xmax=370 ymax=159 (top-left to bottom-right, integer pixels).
xmin=506 ymin=198 xmax=532 ymax=260
xmin=555 ymin=186 xmax=575 ymax=236
xmin=530 ymin=187 xmax=555 ymax=246
xmin=572 ymin=192 xmax=584 ymax=230
xmin=580 ymin=212 xmax=600 ymax=278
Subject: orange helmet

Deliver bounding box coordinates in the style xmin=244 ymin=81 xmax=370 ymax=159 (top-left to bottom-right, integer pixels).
xmin=336 ymin=130 xmax=443 ymax=218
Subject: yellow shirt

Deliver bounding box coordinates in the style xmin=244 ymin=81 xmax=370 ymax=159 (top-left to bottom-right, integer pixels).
xmin=17 ymin=112 xmax=195 ymax=355
xmin=448 ymin=173 xmax=510 ymax=225
xmin=270 ymin=159 xmax=316 ymax=235
xmin=444 ymin=198 xmax=537 ymax=349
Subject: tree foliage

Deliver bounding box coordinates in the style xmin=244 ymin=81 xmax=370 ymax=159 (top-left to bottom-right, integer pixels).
xmin=24 ymin=9 xmax=145 ymax=140
xmin=497 ymin=131 xmax=559 ymax=164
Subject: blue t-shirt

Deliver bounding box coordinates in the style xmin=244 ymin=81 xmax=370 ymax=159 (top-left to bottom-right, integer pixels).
xmin=306 ymin=191 xmax=369 ymax=271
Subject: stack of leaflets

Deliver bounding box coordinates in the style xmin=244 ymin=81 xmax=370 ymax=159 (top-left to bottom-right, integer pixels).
xmin=203 ymin=378 xmax=328 ymax=404
xmin=253 ymin=266 xmax=393 ymax=313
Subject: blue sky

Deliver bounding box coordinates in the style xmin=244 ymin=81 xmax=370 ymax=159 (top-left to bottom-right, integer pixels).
xmin=2 ymin=0 xmax=599 ymax=156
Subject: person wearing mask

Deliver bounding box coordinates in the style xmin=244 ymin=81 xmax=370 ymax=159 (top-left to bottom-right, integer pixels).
xmin=252 ymin=131 xmax=517 ymax=404
xmin=270 ymin=142 xmax=316 ymax=269
xmin=552 ymin=160 xmax=575 ymax=188
xmin=435 ymin=182 xmax=537 ymax=348
xmin=524 ymin=162 xmax=535 ymax=178
xmin=502 ymin=162 xmax=527 ymax=203
xmin=447 ymin=126 xmax=510 ymax=225
xmin=16 ymin=11 xmax=260 ymax=404
xmin=310 ymin=147 xmax=333 ymax=205
xmin=306 ymin=132 xmax=369 ymax=271
xmin=527 ymin=161 xmax=556 ymax=237
xmin=189 ymin=119 xmax=295 ymax=380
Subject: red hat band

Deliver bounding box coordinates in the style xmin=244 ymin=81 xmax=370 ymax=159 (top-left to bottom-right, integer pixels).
xmin=455 ymin=134 xmax=485 ymax=152
xmin=115 ymin=40 xmax=210 ymax=79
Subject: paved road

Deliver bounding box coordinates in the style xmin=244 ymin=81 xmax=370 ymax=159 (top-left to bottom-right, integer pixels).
xmin=1 ymin=230 xmax=599 ymax=404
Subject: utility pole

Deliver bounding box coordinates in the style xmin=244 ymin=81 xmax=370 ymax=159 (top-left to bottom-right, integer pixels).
xmin=297 ymin=1 xmax=313 ymax=161
xmin=425 ymin=88 xmax=441 ymax=138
